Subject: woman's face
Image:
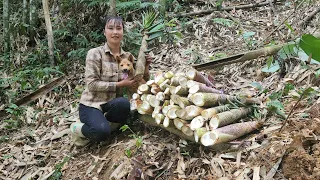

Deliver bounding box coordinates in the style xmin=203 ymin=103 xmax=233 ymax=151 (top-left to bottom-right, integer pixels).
xmin=104 ymin=20 xmax=123 ymax=45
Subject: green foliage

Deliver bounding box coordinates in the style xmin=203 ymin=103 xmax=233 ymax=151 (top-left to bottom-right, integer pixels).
xmin=242 ymin=31 xmax=256 ymax=49
xmin=120 ymin=124 xmax=143 ymax=157
xmin=0 ymin=136 xmax=10 ymax=144
xmin=213 ymin=18 xmax=234 ymax=27
xmin=4 ymin=104 xmax=26 ymax=129
xmin=299 ymin=34 xmax=320 ymax=62
xmin=49 ymin=156 xmax=71 ymax=180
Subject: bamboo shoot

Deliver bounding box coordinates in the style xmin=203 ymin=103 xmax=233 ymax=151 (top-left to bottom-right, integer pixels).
xmin=209 ymin=108 xmax=252 ymax=129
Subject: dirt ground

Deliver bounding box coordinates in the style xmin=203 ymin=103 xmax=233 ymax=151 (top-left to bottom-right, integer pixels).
xmin=1 ymin=1 xmax=320 ymax=179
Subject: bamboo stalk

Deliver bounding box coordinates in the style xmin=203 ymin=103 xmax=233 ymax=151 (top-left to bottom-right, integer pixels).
xmin=190 ymin=93 xmax=237 ymax=107
xmin=176 ymin=105 xmax=203 ymax=120
xmin=151 ymin=85 xmax=161 ymax=94
xmin=138 ymin=84 xmax=150 ymax=94
xmin=194 ymin=127 xmax=207 ymax=143
xmin=209 ymin=108 xmax=252 ymax=129
xmin=138 ymin=101 xmax=153 ymax=114
xmin=175 ymin=85 xmax=188 ymax=96
xmin=132 ymin=93 xmax=140 ymax=100
xmin=201 ymin=121 xmax=262 ymax=146
xmin=201 ymin=105 xmax=230 ymax=120
xmin=164 ymin=71 xmax=174 ymax=79
xmin=181 ymin=125 xmax=194 ymax=136
xmin=190 ymin=116 xmax=206 ymax=130
xmin=186 ymin=69 xmax=214 ymax=87
xmin=155 ymin=75 xmax=166 ymax=85
xmin=155 ymin=113 xmax=165 ymax=124
xmin=177 ymin=96 xmax=191 ymax=109
xmin=189 ymin=84 xmax=222 ymax=94
xmin=187 ymin=80 xmax=206 ymax=89
xmin=167 ymin=106 xmax=181 ymax=119
xmin=159 ymin=79 xmax=170 ymax=91
xmin=149 ymin=95 xmax=160 ymax=107
xmin=178 ymin=76 xmax=188 ymax=86
xmin=173 ymin=118 xmax=187 ymax=130
xmin=163 ymin=116 xmax=170 ymax=127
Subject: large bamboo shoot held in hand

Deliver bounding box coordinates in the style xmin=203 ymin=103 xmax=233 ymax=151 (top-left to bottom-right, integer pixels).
xmin=201 ymin=121 xmax=262 ymax=146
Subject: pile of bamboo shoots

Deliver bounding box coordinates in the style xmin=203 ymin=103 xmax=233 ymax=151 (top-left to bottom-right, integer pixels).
xmin=130 ymin=69 xmax=263 ymax=147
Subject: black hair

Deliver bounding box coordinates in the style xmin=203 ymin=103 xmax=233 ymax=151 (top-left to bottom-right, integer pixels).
xmin=105 ymin=16 xmax=124 ymax=29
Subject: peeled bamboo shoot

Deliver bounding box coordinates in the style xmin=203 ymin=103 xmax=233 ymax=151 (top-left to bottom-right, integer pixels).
xmin=209 ymin=108 xmax=252 ymax=129
xmin=201 ymin=105 xmax=230 ymax=120
xmin=175 ymin=85 xmax=188 ymax=96
xmin=201 ymin=121 xmax=262 ymax=146
xmin=173 ymin=118 xmax=187 ymax=130
xmin=181 ymin=125 xmax=194 ymax=136
xmin=189 ymin=84 xmax=222 ymax=94
xmin=190 ymin=116 xmax=206 ymax=130
xmin=194 ymin=127 xmax=207 ymax=143
xmin=186 ymin=69 xmax=214 ymax=87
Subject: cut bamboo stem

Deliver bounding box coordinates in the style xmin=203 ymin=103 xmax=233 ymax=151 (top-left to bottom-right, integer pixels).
xmin=167 ymin=106 xmax=181 ymax=119
xmin=138 ymin=84 xmax=150 ymax=94
xmin=176 ymin=105 xmax=203 ymax=120
xmin=132 ymin=93 xmax=140 ymax=100
xmin=201 ymin=105 xmax=230 ymax=120
xmin=177 ymin=96 xmax=191 ymax=109
xmin=173 ymin=118 xmax=187 ymax=130
xmin=175 ymin=85 xmax=188 ymax=96
xmin=164 ymin=71 xmax=174 ymax=79
xmin=186 ymin=69 xmax=214 ymax=87
xmin=201 ymin=121 xmax=262 ymax=146
xmin=178 ymin=76 xmax=188 ymax=86
xmin=181 ymin=125 xmax=194 ymax=137
xmin=187 ymin=80 xmax=206 ymax=89
xmin=190 ymin=116 xmax=206 ymax=130
xmin=155 ymin=75 xmax=166 ymax=85
xmin=151 ymin=85 xmax=161 ymax=94
xmin=194 ymin=127 xmax=207 ymax=143
xmin=155 ymin=113 xmax=165 ymax=125
xmin=190 ymin=93 xmax=236 ymax=107
xmin=149 ymin=95 xmax=160 ymax=107
xmin=138 ymin=101 xmax=153 ymax=115
xmin=163 ymin=116 xmax=170 ymax=127
xmin=189 ymin=84 xmax=222 ymax=94
xmin=209 ymin=108 xmax=252 ymax=129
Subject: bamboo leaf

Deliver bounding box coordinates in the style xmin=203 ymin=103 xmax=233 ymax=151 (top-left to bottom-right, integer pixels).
xmin=299 ymin=34 xmax=320 ymax=62
xmin=261 ymin=61 xmax=280 ymax=73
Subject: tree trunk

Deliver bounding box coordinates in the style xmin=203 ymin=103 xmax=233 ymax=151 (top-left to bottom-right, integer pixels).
xmin=3 ymin=0 xmax=10 ymax=53
xmin=42 ymin=0 xmax=55 ymax=66
xmin=108 ymin=0 xmax=116 ymax=16
xmin=29 ymin=0 xmax=37 ymax=45
xmin=23 ymin=0 xmax=28 ymax=25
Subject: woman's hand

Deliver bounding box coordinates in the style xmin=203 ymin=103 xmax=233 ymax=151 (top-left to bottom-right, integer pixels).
xmin=117 ymin=78 xmax=138 ymax=88
xmin=145 ymin=54 xmax=153 ymax=67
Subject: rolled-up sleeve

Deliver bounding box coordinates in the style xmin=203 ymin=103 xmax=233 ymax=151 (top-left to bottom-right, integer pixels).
xmin=85 ymin=49 xmax=116 ymax=92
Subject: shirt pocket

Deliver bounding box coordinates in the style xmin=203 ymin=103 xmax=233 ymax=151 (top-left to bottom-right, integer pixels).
xmin=101 ymin=62 xmax=118 ymax=82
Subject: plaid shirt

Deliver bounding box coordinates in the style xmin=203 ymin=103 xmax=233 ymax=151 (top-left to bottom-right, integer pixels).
xmin=80 ymin=43 xmax=149 ymax=110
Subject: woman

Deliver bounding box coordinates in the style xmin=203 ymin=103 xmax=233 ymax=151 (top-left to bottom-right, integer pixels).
xmin=70 ymin=16 xmax=152 ymax=146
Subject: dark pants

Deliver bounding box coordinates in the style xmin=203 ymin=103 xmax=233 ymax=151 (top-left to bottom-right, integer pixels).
xmin=79 ymin=97 xmax=130 ymax=142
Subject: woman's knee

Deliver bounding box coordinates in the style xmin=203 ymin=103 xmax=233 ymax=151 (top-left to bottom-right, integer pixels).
xmin=91 ymin=122 xmax=110 ymax=142
xmin=115 ymin=97 xmax=130 ymax=111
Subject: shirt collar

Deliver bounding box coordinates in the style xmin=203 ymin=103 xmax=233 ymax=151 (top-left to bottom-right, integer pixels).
xmin=104 ymin=43 xmax=125 ymax=55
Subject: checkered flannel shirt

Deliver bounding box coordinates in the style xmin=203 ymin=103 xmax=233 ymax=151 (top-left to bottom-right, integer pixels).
xmin=79 ymin=43 xmax=150 ymax=110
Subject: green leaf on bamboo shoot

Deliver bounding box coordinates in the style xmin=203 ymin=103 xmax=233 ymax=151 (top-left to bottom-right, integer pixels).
xmin=299 ymin=34 xmax=320 ymax=62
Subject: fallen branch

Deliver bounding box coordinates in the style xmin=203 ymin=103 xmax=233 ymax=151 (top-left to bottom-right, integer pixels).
xmin=0 ymin=76 xmax=66 ymax=120
xmin=173 ymin=1 xmax=272 ymax=18
xmin=298 ymin=6 xmax=320 ymax=27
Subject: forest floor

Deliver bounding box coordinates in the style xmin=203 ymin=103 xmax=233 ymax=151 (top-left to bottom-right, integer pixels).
xmin=1 ymin=1 xmax=320 ymax=179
